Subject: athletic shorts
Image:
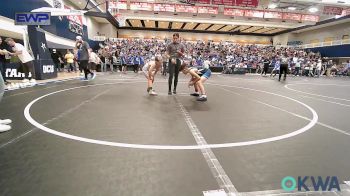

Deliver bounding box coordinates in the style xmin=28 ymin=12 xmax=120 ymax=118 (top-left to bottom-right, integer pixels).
xmin=201 ymin=69 xmax=212 ymax=79
xmin=142 ymin=66 xmax=149 ymax=79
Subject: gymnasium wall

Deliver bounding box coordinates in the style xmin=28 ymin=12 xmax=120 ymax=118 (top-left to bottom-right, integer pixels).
xmin=272 ymin=33 xmax=290 ymax=46
xmin=117 ymin=29 xmax=272 ymax=44
xmin=274 ymin=20 xmax=350 ymax=46
xmin=289 ymin=21 xmax=350 ymax=45
xmin=308 ymin=44 xmax=350 ymax=57
xmin=100 ymin=24 xmax=119 ymax=38
xmin=86 ymin=17 xmax=101 ymax=39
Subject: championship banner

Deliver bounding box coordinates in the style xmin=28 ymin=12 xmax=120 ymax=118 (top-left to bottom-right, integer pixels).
xmin=130 ymin=2 xmax=153 ymax=11
xmin=212 ymin=0 xmax=223 ymax=5
xmin=197 ymin=6 xmax=218 ymax=14
xmin=194 ymin=0 xmax=211 ymax=3
xmin=301 ymin=14 xmax=320 ymax=22
xmin=222 ymin=0 xmax=235 ymax=6
xmin=283 ymin=13 xmax=302 ymax=21
xmin=175 ymin=5 xmax=197 ymax=13
xmin=323 ymin=6 xmax=343 ymax=15
xmin=109 ymin=1 xmax=127 ymax=9
xmin=244 ymin=10 xmax=264 ymax=18
xmin=341 ymin=9 xmax=350 ymax=16
xmin=264 ymin=11 xmax=282 ymax=19
xmin=154 ymin=4 xmax=175 ymax=12
xmin=210 ymin=0 xmax=260 ymax=7
xmin=235 ymin=0 xmax=259 ymax=7
xmin=224 ymin=8 xmax=245 ymax=16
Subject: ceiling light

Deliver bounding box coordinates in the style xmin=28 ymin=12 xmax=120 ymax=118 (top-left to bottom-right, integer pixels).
xmin=309 ymin=7 xmax=318 ymax=13
xmin=268 ymin=3 xmax=278 ymax=9
xmin=288 ymin=7 xmax=296 ymax=11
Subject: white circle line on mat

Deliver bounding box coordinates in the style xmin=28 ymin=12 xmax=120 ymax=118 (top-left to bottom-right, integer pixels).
xmin=24 ymin=82 xmax=318 ymax=150
xmin=285 ymin=83 xmax=350 ymax=102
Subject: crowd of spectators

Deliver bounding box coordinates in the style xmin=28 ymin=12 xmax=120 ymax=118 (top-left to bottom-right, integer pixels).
xmin=53 ymin=38 xmax=349 ymax=77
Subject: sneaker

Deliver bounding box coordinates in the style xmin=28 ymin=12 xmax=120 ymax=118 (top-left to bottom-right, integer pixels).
xmin=0 ymin=124 xmax=11 ymax=133
xmin=30 ymin=79 xmax=37 ymax=84
xmin=173 ymin=90 xmax=177 ymax=95
xmin=168 ymin=91 xmax=172 ymax=95
xmin=190 ymin=93 xmax=200 ymax=97
xmin=197 ymin=96 xmax=207 ymax=102
xmin=0 ymin=119 xmax=12 ymax=125
xmin=10 ymin=83 xmax=20 ymax=90
xmin=19 ymin=83 xmax=28 ymax=88
xmin=90 ymin=73 xmax=96 ymax=80
xmin=149 ymin=90 xmax=158 ymax=96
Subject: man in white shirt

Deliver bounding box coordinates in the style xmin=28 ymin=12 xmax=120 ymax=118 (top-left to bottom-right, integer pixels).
xmin=5 ymin=38 xmax=36 ymax=84
xmin=0 ymin=42 xmax=12 ymax=132
xmin=316 ymin=59 xmax=322 ymax=77
xmin=89 ymin=49 xmax=99 ymax=71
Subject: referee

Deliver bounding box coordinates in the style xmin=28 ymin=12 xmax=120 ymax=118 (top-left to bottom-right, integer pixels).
xmin=166 ymin=33 xmax=184 ymax=95
xmin=279 ymin=53 xmax=289 ymax=81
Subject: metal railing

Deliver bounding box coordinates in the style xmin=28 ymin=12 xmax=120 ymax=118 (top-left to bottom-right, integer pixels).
xmin=301 ymin=39 xmax=350 ymax=49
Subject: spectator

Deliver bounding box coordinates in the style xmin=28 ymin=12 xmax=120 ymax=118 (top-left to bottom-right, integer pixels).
xmin=0 ymin=37 xmax=10 ymax=85
xmin=316 ymin=59 xmax=322 ymax=77
xmin=0 ymin=39 xmax=12 ymax=132
xmin=89 ymin=49 xmax=99 ymax=72
xmin=5 ymin=38 xmax=36 ymax=84
xmin=51 ymin=49 xmax=62 ymax=72
xmin=65 ymin=50 xmax=75 ymax=72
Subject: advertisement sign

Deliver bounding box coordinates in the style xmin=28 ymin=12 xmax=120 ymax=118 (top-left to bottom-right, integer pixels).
xmin=64 ymin=5 xmax=83 ymax=26
xmin=15 ymin=12 xmax=51 ymax=26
